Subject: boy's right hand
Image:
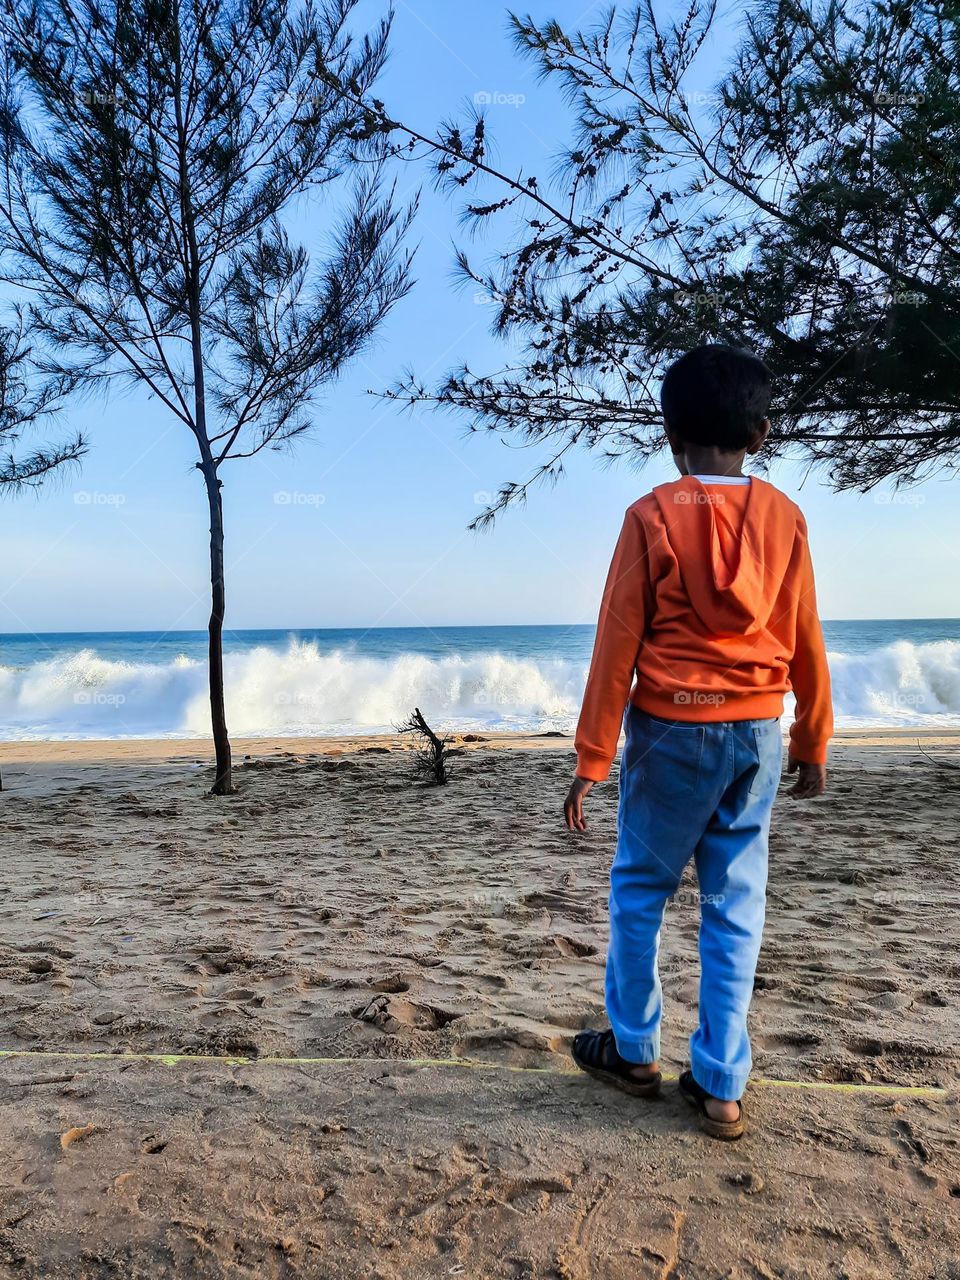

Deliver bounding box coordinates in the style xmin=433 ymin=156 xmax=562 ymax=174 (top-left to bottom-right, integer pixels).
xmin=786 ymin=754 xmax=826 ymax=799
xmin=564 ymin=776 xmax=595 ymax=831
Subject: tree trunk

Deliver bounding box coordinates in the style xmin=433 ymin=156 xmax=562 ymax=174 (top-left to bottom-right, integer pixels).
xmin=170 ymin=6 xmax=231 ymax=794
xmin=203 ymin=464 xmax=232 ymax=795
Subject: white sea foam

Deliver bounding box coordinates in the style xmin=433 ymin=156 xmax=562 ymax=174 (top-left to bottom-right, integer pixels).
xmin=1 ymin=638 xmax=958 ymax=739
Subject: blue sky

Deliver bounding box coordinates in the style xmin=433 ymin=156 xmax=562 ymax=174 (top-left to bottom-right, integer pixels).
xmin=2 ymin=0 xmax=959 ymax=634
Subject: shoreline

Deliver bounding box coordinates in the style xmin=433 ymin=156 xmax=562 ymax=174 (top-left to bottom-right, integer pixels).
xmin=1 ymin=724 xmax=959 ymax=769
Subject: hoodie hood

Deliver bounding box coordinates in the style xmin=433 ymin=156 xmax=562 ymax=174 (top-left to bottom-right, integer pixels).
xmin=652 ymin=476 xmax=800 ymax=635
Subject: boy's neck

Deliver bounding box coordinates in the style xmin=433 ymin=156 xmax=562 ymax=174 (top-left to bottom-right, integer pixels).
xmin=677 ymin=446 xmax=747 ymax=478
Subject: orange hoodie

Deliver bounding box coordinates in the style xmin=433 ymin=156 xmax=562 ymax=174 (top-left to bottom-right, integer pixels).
xmin=575 ymin=475 xmax=833 ymax=782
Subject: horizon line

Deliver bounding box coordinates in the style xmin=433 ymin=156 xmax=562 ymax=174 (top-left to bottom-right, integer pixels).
xmin=2 ymin=616 xmax=959 ymax=639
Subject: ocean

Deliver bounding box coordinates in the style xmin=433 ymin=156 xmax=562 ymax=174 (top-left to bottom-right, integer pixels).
xmin=1 ymin=620 xmax=959 ymax=740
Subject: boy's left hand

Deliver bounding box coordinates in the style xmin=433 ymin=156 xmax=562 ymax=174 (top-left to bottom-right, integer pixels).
xmin=786 ymin=754 xmax=827 ymax=798
xmin=564 ymin=776 xmax=595 ymax=831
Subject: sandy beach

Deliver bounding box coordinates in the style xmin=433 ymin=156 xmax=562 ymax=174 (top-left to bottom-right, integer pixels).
xmin=1 ymin=729 xmax=958 ymax=1277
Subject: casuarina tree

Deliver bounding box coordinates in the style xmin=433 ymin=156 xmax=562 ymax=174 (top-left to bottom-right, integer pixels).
xmin=352 ymin=0 xmax=959 ymax=524
xmin=0 ymin=0 xmax=415 ymax=790
xmin=0 ymin=317 xmax=85 ymax=488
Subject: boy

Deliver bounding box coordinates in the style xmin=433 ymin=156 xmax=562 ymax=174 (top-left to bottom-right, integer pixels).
xmin=564 ymin=344 xmax=832 ymax=1141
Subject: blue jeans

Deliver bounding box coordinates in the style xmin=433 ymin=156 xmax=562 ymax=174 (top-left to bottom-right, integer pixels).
xmin=606 ymin=705 xmax=783 ymax=1101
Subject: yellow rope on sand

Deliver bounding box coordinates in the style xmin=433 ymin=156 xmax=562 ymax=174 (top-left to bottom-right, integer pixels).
xmin=0 ymin=1048 xmax=949 ymax=1099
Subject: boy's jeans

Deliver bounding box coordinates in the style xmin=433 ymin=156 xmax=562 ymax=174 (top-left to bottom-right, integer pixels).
xmin=606 ymin=705 xmax=783 ymax=1101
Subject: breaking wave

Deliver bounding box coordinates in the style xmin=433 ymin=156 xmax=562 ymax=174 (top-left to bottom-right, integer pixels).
xmin=1 ymin=637 xmax=958 ymax=739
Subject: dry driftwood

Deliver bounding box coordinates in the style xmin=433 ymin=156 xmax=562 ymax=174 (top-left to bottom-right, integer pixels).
xmin=397 ymin=707 xmax=452 ymax=784
xmin=917 ymin=740 xmax=960 ymax=772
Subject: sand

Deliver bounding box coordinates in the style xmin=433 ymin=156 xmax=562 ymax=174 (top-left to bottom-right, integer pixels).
xmin=0 ymin=729 xmax=958 ymax=1278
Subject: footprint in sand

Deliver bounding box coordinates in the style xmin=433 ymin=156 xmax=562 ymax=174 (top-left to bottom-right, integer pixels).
xmin=221 ymin=988 xmax=262 ymax=1005
xmin=352 ymin=993 xmax=460 ymax=1034
xmin=919 ymin=989 xmax=949 ymax=1007
xmin=366 ymin=973 xmax=411 ymax=994
xmin=846 ymin=1034 xmax=884 ymax=1057
xmin=761 ymin=1030 xmax=822 ymax=1053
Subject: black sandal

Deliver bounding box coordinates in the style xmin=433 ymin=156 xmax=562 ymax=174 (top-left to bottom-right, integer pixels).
xmin=571 ymin=1029 xmax=662 ymax=1098
xmin=678 ymin=1069 xmax=745 ymax=1141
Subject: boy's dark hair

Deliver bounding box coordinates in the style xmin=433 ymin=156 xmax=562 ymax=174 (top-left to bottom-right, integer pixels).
xmin=660 ymin=344 xmax=772 ymax=450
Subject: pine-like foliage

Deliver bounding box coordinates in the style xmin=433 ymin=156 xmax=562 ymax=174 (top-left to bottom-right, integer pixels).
xmin=363 ymin=0 xmax=959 ymax=521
